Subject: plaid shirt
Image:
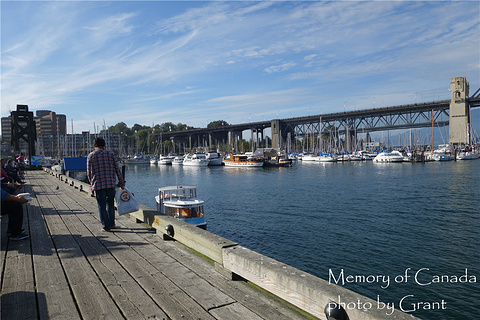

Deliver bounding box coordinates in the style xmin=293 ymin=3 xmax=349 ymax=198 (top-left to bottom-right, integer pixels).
xmin=87 ymin=148 xmax=124 ymax=191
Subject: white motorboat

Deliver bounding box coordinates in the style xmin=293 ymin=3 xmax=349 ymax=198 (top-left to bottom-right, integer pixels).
xmin=155 ymin=186 xmax=206 ymax=229
xmin=315 ymin=155 xmax=337 ymax=162
xmin=172 ymin=156 xmax=184 ymax=165
xmin=301 ymin=154 xmax=318 ymax=162
xmin=349 ymin=154 xmax=363 ymax=161
xmin=206 ymin=152 xmax=223 ymax=166
xmin=159 ymin=155 xmax=173 ymax=165
xmin=150 ymin=157 xmax=158 ymax=164
xmin=457 ymin=152 xmax=479 ymax=160
xmin=357 ymin=150 xmax=373 ymax=160
xmin=373 ymin=151 xmax=404 ymax=163
xmin=336 ymin=154 xmax=349 ymax=162
xmin=183 ymin=153 xmax=209 ymax=166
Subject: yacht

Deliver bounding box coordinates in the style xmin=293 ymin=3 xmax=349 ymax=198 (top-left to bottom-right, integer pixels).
xmin=159 ymin=155 xmax=173 ymax=165
xmin=301 ymin=154 xmax=318 ymax=162
xmin=206 ymin=152 xmax=223 ymax=166
xmin=457 ymin=152 xmax=479 ymax=160
xmin=315 ymin=155 xmax=337 ymax=162
xmin=223 ymin=154 xmax=263 ymax=167
xmin=155 ymin=186 xmax=206 ymax=229
xmin=183 ymin=153 xmax=209 ymax=166
xmin=172 ymin=156 xmax=184 ymax=165
xmin=373 ymin=151 xmax=404 ymax=163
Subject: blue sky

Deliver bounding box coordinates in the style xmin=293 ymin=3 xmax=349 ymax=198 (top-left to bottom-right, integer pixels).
xmin=1 ymin=1 xmax=479 ymax=134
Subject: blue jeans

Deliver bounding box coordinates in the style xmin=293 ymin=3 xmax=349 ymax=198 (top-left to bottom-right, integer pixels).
xmin=95 ymin=187 xmax=116 ymax=230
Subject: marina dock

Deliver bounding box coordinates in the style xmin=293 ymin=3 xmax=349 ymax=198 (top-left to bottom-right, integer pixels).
xmin=1 ymin=170 xmax=418 ymax=320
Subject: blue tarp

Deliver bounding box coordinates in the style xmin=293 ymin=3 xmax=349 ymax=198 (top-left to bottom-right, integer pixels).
xmin=63 ymin=157 xmax=87 ymax=171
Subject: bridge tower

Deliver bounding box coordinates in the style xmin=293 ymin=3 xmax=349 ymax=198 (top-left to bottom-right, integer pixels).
xmin=271 ymin=119 xmax=282 ymax=151
xmin=449 ymin=77 xmax=470 ymax=148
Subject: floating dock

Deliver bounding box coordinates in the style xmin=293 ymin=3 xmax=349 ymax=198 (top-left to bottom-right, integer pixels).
xmin=1 ymin=170 xmax=419 ymax=320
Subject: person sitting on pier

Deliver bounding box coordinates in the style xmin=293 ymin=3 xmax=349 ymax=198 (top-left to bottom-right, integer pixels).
xmin=3 ymin=158 xmax=24 ymax=184
xmin=1 ymin=159 xmax=23 ymax=193
xmin=87 ymin=138 xmax=126 ymax=232
xmin=1 ymin=188 xmax=29 ymax=240
xmin=16 ymin=153 xmax=26 ymax=171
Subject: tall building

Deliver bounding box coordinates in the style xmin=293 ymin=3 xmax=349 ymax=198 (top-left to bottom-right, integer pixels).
xmin=35 ymin=110 xmax=67 ymax=136
xmin=1 ymin=117 xmax=13 ymax=155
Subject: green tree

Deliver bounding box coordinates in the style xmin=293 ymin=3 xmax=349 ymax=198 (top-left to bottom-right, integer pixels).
xmin=109 ymin=122 xmax=129 ymax=135
xmin=207 ymin=120 xmax=229 ymax=129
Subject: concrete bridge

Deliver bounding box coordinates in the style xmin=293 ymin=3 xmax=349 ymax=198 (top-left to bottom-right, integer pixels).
xmin=162 ymin=77 xmax=479 ymax=152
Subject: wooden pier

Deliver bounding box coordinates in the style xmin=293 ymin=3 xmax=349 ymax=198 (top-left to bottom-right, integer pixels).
xmin=1 ymin=170 xmax=313 ymax=320
xmin=2 ymin=170 xmax=420 ymax=320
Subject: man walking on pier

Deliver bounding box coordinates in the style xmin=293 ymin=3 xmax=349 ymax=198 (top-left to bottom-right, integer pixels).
xmin=87 ymin=138 xmax=125 ymax=232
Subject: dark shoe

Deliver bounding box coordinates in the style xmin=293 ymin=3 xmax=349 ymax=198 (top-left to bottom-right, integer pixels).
xmin=10 ymin=232 xmax=29 ymax=240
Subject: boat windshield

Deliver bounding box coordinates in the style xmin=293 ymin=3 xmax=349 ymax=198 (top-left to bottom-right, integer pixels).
xmin=165 ymin=205 xmax=204 ymax=218
xmin=160 ymin=187 xmax=197 ymax=200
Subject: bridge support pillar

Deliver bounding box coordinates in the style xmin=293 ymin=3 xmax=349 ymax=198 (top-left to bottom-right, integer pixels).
xmin=271 ymin=119 xmax=284 ymax=151
xmin=449 ymin=77 xmax=470 ymax=148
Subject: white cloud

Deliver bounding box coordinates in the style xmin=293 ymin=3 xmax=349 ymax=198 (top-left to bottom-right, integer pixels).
xmin=1 ymin=1 xmax=479 ymax=133
xmin=264 ymin=62 xmax=297 ymax=74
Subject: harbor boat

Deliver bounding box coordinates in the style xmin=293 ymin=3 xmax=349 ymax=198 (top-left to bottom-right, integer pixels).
xmin=430 ymin=145 xmax=451 ymax=161
xmin=349 ymin=154 xmax=363 ymax=161
xmin=150 ymin=157 xmax=158 ymax=164
xmin=253 ymin=148 xmax=292 ymax=167
xmin=155 ymin=186 xmax=206 ymax=229
xmin=159 ymin=155 xmax=173 ymax=165
xmin=264 ymin=155 xmax=293 ymax=167
xmin=223 ymin=154 xmax=264 ymax=167
xmin=315 ymin=155 xmax=337 ymax=162
xmin=288 ymin=153 xmax=299 ymax=161
xmin=457 ymin=152 xmax=479 ymax=160
xmin=434 ymin=154 xmax=452 ymax=161
xmin=301 ymin=154 xmax=318 ymax=162
xmin=206 ymin=152 xmax=223 ymax=166
xmin=126 ymin=153 xmax=151 ymax=164
xmin=183 ymin=153 xmax=209 ymax=166
xmin=172 ymin=155 xmax=184 ymax=165
xmin=373 ymin=151 xmax=404 ymax=163
xmin=357 ymin=150 xmax=374 ymax=160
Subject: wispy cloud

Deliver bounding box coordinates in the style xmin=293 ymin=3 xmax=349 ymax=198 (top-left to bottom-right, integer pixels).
xmin=1 ymin=1 xmax=478 ymax=132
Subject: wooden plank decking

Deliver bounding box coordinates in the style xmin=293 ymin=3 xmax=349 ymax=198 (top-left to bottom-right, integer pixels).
xmin=1 ymin=170 xmax=316 ymax=320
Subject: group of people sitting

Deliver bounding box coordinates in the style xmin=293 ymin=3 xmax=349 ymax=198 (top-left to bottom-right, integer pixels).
xmin=1 ymin=153 xmax=29 ymax=241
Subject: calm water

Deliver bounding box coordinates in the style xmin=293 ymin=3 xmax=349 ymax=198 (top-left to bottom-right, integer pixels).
xmin=125 ymin=160 xmax=479 ymax=320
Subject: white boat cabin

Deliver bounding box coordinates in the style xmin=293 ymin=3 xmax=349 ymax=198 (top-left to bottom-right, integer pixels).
xmin=156 ymin=186 xmax=204 ymax=220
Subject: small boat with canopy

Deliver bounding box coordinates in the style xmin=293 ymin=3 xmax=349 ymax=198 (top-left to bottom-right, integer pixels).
xmin=155 ymin=186 xmax=207 ymax=229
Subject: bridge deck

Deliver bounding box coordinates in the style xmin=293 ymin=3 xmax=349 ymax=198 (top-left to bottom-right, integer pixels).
xmin=1 ymin=170 xmax=314 ymax=320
